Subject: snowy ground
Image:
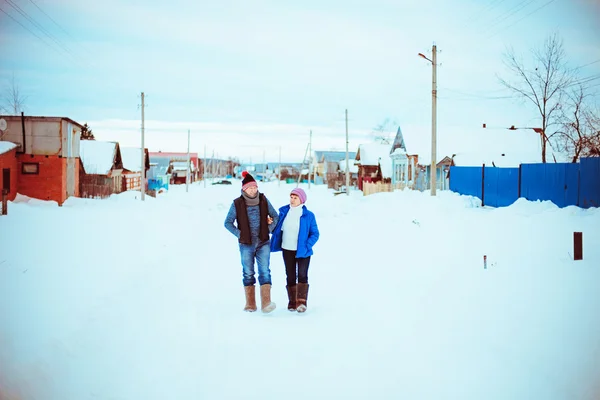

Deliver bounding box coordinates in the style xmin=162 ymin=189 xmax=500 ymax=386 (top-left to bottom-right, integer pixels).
xmin=1 ymin=181 xmax=599 ymax=400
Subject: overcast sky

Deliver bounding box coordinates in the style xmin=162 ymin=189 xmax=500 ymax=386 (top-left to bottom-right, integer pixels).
xmin=1 ymin=0 xmax=599 ymax=162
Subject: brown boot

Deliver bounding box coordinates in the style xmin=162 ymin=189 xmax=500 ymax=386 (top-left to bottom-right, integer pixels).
xmin=286 ymin=285 xmax=297 ymax=312
xmin=260 ymin=284 xmax=276 ymax=313
xmin=296 ymin=283 xmax=309 ymax=313
xmin=243 ymin=285 xmax=257 ymax=312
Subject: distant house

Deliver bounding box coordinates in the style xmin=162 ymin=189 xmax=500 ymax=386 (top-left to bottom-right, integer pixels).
xmin=79 ymin=140 xmax=124 ymax=199
xmin=120 ymin=147 xmax=150 ymax=191
xmin=149 ymin=151 xmax=199 ymax=184
xmin=355 ymin=143 xmax=393 ymax=190
xmin=336 ymin=159 xmax=359 ymax=189
xmin=0 ymin=141 xmax=18 ymax=202
xmin=314 ymin=150 xmax=357 ymax=186
xmin=0 ymin=115 xmax=82 ymax=205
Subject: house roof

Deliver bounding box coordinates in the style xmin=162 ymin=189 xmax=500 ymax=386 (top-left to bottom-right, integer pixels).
xmin=120 ymin=147 xmax=148 ymax=172
xmin=0 ymin=141 xmax=17 ymax=155
xmin=149 ymin=151 xmax=198 ymax=160
xmin=0 ymin=115 xmax=84 ymax=129
xmin=400 ymin=125 xmax=542 ymax=166
xmin=338 ymin=159 xmax=359 ymax=173
xmin=451 ymin=130 xmax=542 ymax=167
xmin=389 ymin=126 xmax=406 ymax=155
xmin=355 ymin=143 xmax=393 ymax=178
xmin=80 ymin=140 xmax=119 ymax=174
xmin=315 ymin=150 xmax=357 ymax=163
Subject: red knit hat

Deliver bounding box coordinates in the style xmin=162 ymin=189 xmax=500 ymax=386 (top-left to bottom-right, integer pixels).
xmin=241 ymin=171 xmax=258 ymax=191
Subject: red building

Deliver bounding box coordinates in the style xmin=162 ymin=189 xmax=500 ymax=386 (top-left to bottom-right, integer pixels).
xmin=0 ymin=142 xmax=18 ymax=202
xmin=0 ymin=115 xmax=82 ymax=205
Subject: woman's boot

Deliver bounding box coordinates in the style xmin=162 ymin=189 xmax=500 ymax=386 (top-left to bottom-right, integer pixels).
xmin=286 ymin=285 xmax=297 ymax=311
xmin=296 ymin=283 xmax=309 ymax=313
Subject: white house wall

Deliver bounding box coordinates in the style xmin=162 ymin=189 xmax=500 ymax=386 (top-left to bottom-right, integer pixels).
xmin=61 ymin=120 xmax=81 ymax=158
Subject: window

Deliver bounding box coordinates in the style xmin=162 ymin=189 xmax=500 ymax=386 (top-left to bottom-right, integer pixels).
xmin=22 ymin=162 xmax=39 ymax=175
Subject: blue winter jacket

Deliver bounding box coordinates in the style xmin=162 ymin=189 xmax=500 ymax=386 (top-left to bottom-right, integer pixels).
xmin=270 ymin=204 xmax=320 ymax=258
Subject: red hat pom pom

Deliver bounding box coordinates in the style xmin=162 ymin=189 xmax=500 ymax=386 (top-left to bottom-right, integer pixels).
xmin=241 ymin=171 xmax=248 ymax=178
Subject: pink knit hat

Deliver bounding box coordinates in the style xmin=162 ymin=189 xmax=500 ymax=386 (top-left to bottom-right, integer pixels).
xmin=290 ymin=188 xmax=307 ymax=204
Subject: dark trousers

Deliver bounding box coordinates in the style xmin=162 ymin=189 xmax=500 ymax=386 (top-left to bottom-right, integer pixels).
xmin=282 ymin=249 xmax=310 ymax=286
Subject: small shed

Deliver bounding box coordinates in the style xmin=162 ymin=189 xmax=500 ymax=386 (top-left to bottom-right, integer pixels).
xmin=355 ymin=143 xmax=393 ymax=190
xmin=79 ymin=140 xmax=124 ymax=199
xmin=0 ymin=115 xmax=82 ymax=204
xmin=120 ymin=147 xmax=150 ymax=191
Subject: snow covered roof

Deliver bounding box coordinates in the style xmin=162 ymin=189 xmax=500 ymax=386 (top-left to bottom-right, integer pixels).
xmin=80 ymin=140 xmax=118 ymax=175
xmin=355 ymin=143 xmax=393 ymax=178
xmin=356 ymin=143 xmax=392 ymax=166
xmin=0 ymin=141 xmax=17 ymax=155
xmin=120 ymin=147 xmax=144 ymax=172
xmin=401 ymin=126 xmax=542 ymax=166
xmin=338 ymin=160 xmax=359 ymax=173
xmin=451 ymin=130 xmax=542 ymax=167
xmin=171 ymin=161 xmax=190 ymax=171
xmin=315 ymin=150 xmax=357 ymax=163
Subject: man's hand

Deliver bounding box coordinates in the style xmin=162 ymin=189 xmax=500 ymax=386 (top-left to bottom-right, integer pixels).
xmin=267 ymin=216 xmax=274 ymax=225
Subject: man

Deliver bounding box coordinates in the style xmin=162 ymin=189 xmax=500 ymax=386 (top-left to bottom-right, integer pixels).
xmin=224 ymin=171 xmax=279 ymax=313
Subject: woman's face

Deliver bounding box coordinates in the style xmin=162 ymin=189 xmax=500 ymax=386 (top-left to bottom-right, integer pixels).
xmin=289 ymin=194 xmax=302 ymax=207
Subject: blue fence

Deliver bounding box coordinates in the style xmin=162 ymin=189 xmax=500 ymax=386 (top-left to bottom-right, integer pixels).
xmin=449 ymin=157 xmax=600 ymax=209
xmin=580 ymin=157 xmax=600 ymax=208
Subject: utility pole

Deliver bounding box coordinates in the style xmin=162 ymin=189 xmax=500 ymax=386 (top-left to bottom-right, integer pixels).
xmin=278 ymin=146 xmax=281 ymax=187
xmin=418 ymin=45 xmax=438 ymax=196
xmin=140 ymin=92 xmax=145 ymax=201
xmin=431 ymin=44 xmax=438 ymax=196
xmin=211 ymin=150 xmax=215 ymax=183
xmin=345 ymin=109 xmax=350 ymax=196
xmin=186 ymin=129 xmax=190 ymax=193
xmin=203 ymin=144 xmax=207 ymax=188
xmin=308 ymin=130 xmax=312 ymax=189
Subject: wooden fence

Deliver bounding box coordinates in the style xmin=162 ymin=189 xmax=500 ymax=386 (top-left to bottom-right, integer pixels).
xmin=363 ymin=181 xmax=393 ymax=196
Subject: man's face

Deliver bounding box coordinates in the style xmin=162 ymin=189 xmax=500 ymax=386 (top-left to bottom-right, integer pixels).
xmin=244 ymin=186 xmax=258 ymax=196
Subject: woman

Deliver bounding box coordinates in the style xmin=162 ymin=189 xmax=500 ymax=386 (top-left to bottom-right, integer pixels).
xmin=270 ymin=188 xmax=319 ymax=313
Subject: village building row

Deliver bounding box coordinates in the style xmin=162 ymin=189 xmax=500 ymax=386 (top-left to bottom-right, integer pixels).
xmin=1 ymin=114 xmax=543 ymax=203
xmin=0 ymin=114 xmax=241 ymax=205
xmin=0 ymin=115 xmax=152 ymax=205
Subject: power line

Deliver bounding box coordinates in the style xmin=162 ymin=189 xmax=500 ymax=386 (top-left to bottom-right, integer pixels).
xmin=0 ymin=5 xmax=50 ymax=46
xmin=464 ymin=0 xmax=508 ymax=26
xmin=26 ymin=0 xmax=94 ymax=66
xmin=484 ymin=0 xmax=539 ymax=36
xmin=3 ymin=0 xmax=88 ymax=67
xmin=27 ymin=0 xmax=70 ymax=37
xmin=487 ymin=0 xmax=557 ymax=39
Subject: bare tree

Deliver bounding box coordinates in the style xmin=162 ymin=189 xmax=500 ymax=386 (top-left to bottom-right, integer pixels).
xmin=555 ymin=86 xmax=600 ymax=161
xmin=371 ymin=118 xmax=398 ymax=144
xmin=581 ymin=107 xmax=600 ymax=157
xmin=2 ymin=73 xmax=28 ymax=115
xmin=498 ymin=33 xmax=573 ymax=163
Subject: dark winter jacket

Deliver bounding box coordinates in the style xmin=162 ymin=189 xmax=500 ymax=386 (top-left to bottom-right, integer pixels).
xmin=270 ymin=204 xmax=319 ymax=258
xmin=224 ymin=193 xmax=279 ymax=244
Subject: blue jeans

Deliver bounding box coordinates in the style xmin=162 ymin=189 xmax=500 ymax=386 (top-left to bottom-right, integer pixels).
xmin=239 ymin=240 xmax=272 ymax=286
